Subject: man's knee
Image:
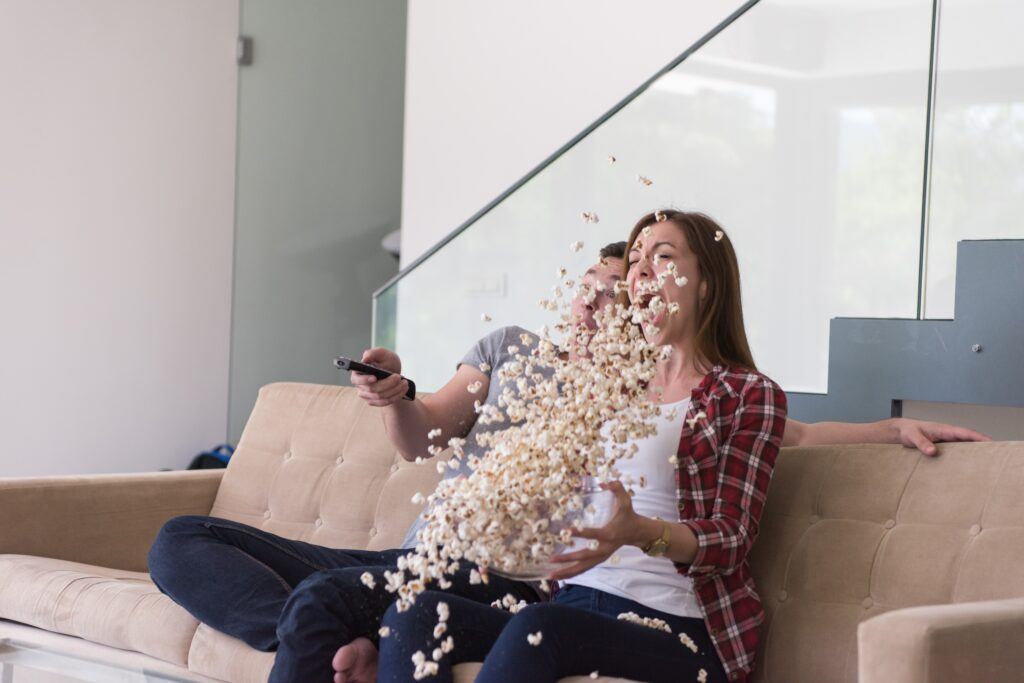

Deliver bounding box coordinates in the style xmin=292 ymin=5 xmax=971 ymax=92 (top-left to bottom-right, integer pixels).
xmin=280 ymin=570 xmax=362 ymax=620
xmin=147 ymin=515 xmax=211 ymax=581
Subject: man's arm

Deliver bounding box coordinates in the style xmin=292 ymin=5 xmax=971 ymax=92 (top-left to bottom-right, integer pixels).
xmin=784 ymin=417 xmax=991 ymax=456
xmin=352 ymin=348 xmax=488 ymax=462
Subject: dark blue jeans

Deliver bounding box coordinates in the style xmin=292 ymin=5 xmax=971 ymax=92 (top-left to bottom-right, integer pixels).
xmin=147 ymin=515 xmax=538 ymax=682
xmin=378 ymin=584 xmax=728 ymax=683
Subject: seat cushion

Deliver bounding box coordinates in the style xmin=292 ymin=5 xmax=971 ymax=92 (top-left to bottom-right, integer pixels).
xmin=188 ymin=623 xmax=274 ymax=683
xmin=185 ymin=624 xmax=635 ymax=683
xmin=0 ymin=554 xmax=198 ymax=666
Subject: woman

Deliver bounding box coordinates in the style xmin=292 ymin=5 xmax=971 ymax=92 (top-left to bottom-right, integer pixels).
xmin=377 ymin=210 xmax=782 ymax=683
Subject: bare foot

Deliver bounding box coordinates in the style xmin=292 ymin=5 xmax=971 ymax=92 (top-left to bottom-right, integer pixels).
xmin=333 ymin=637 xmax=378 ymax=683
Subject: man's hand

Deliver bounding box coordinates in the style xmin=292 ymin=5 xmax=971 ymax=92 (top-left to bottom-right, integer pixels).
xmin=351 ymin=348 xmax=408 ymax=407
xmin=893 ymin=418 xmax=991 ymax=457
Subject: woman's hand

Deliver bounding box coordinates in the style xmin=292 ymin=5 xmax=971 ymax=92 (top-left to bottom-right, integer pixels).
xmin=892 ymin=418 xmax=991 ymax=457
xmin=546 ymin=481 xmax=647 ymax=581
xmin=351 ymin=348 xmax=408 ymax=407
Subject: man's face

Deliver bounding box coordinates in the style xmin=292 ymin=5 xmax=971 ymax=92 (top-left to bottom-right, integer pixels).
xmin=571 ymin=257 xmax=623 ymax=330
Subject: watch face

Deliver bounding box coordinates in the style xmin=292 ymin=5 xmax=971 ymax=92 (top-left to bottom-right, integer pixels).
xmin=647 ymin=539 xmax=669 ymax=557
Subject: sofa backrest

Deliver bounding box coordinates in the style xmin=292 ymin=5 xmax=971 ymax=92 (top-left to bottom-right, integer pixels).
xmin=749 ymin=441 xmax=1024 ymax=682
xmin=216 ymin=383 xmax=1024 ymax=682
xmin=210 ymin=383 xmax=447 ymax=551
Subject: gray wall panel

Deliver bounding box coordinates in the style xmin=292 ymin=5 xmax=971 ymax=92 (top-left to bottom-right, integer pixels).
xmin=788 ymin=240 xmax=1024 ymax=423
xmin=228 ymin=0 xmax=406 ymax=441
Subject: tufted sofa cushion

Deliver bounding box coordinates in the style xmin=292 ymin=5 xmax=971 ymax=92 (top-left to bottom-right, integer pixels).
xmin=208 ymin=382 xmax=448 ymax=551
xmin=748 ymin=441 xmax=1024 ymax=682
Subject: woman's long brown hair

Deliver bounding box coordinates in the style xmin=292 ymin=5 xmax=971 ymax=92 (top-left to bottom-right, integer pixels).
xmin=621 ymin=210 xmax=757 ymax=373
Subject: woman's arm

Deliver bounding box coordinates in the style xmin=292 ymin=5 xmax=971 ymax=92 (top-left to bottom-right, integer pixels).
xmin=352 ymin=348 xmax=487 ymax=462
xmin=549 ymin=377 xmax=787 ymax=579
xmin=672 ymin=378 xmax=787 ymax=576
xmin=784 ymin=418 xmax=991 ymax=456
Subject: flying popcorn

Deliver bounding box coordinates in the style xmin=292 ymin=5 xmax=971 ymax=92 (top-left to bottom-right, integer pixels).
xmin=481 ymin=313 xmax=492 ymax=322
xmin=581 ymin=211 xmax=600 ymax=224
xmin=686 ymin=411 xmax=707 ymax=430
xmin=467 ymin=381 xmax=483 ymax=394
xmin=527 ymin=631 xmax=543 ymax=646
xmin=478 ymin=362 xmax=491 ymax=373
xmin=411 ymin=492 xmax=425 ymax=505
xmin=607 ymin=154 xmax=617 ymax=164
xmin=379 ymin=255 xmax=671 ymax=664
xmin=698 ymin=669 xmax=708 ymax=683
xmin=570 ymin=240 xmax=584 ymax=253
xmin=655 ymin=211 xmax=667 ymax=222
xmin=714 ymin=229 xmax=724 ymax=242
xmin=379 ymin=626 xmax=391 ymax=638
xmin=427 ymin=428 xmax=442 ymax=440
xmin=360 ymin=572 xmax=376 ymax=589
xmin=637 ymin=174 xmax=653 ymax=186
xmin=679 ymin=632 xmax=699 ymax=653
xmin=590 ymin=673 xmax=600 ymax=680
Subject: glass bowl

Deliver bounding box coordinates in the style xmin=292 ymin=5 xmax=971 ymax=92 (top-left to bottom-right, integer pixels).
xmin=488 ymin=487 xmax=615 ymax=580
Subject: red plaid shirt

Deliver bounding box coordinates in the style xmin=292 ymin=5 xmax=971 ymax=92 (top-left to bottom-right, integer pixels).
xmin=674 ymin=365 xmax=787 ymax=682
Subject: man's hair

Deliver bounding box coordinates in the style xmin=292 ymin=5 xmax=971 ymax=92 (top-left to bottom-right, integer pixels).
xmin=599 ymin=241 xmax=628 ymax=260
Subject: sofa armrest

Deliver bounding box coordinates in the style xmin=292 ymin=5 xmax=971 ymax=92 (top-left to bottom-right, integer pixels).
xmin=0 ymin=470 xmax=223 ymax=572
xmin=858 ymin=598 xmax=1024 ymax=683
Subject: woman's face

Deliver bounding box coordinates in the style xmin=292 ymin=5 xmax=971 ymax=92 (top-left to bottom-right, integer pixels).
xmin=626 ymin=221 xmax=704 ymax=346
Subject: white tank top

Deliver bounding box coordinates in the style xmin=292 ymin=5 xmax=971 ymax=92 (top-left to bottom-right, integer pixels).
xmin=563 ymin=399 xmax=702 ymax=618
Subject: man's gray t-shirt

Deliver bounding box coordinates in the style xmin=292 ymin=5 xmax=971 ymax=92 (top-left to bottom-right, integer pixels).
xmin=400 ymin=325 xmax=538 ymax=549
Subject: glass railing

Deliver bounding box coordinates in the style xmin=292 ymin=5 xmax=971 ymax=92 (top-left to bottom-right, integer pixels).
xmin=373 ymin=0 xmax=1022 ymax=394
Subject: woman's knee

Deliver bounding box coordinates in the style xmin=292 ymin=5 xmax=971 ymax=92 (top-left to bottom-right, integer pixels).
xmin=381 ymin=589 xmax=446 ymax=633
xmin=505 ymin=602 xmax=572 ymax=634
xmin=491 ymin=602 xmax=576 ymax=654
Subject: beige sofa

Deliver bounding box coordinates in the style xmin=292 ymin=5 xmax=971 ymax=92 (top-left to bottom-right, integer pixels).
xmin=1 ymin=382 xmax=1023 ymax=682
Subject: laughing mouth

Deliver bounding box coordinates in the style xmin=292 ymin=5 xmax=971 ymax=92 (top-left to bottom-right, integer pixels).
xmin=635 ymin=291 xmax=660 ymax=310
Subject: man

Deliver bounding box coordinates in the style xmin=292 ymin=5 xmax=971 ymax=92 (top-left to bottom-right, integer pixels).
xmin=149 ymin=242 xmax=987 ymax=683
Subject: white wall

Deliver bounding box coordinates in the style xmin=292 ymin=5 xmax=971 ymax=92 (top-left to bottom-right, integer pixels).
xmin=0 ymin=0 xmax=239 ymax=476
xmin=400 ymin=0 xmax=747 ymax=267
